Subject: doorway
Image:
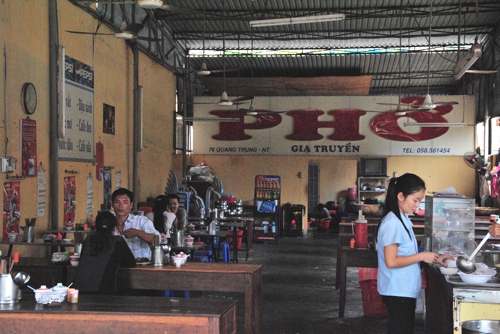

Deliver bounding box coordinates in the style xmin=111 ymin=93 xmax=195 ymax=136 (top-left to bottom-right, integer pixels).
xmin=308 ymin=163 xmax=320 ymax=218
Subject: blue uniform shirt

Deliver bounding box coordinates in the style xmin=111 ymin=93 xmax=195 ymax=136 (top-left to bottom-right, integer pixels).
xmin=377 ymin=211 xmax=421 ymax=298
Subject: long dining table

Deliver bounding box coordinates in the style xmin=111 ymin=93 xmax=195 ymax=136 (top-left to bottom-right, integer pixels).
xmin=115 ymin=262 xmax=262 ymax=334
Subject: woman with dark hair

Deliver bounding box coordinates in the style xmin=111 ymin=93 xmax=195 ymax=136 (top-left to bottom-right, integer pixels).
xmin=146 ymin=195 xmax=176 ymax=243
xmin=376 ymin=173 xmax=452 ymax=334
xmin=74 ymin=211 xmax=135 ymax=295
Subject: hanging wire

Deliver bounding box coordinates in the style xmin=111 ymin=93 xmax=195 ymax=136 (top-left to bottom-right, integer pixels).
xmin=427 ymin=0 xmax=432 ymax=96
xmin=222 ymin=0 xmax=226 ymax=94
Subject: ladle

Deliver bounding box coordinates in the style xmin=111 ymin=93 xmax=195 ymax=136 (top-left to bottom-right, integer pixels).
xmin=11 ymin=271 xmax=30 ymax=286
xmin=456 ymin=233 xmax=492 ymax=274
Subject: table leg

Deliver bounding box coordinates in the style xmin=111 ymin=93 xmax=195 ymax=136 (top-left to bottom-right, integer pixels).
xmin=232 ymin=228 xmax=238 ymax=263
xmin=244 ymin=274 xmax=261 ymax=334
xmin=339 ymin=251 xmax=347 ymax=318
xmin=335 ymin=236 xmax=342 ymax=289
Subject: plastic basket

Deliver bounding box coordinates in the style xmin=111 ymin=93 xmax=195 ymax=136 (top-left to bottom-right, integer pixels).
xmin=359 ymin=267 xmax=378 ymax=281
xmin=359 ymin=279 xmax=388 ymax=319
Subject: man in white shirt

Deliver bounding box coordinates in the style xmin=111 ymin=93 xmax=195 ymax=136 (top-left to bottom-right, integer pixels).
xmin=112 ymin=188 xmax=160 ymax=259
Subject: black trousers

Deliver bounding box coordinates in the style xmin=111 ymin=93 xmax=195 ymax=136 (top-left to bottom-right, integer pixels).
xmin=381 ymin=295 xmax=417 ymax=334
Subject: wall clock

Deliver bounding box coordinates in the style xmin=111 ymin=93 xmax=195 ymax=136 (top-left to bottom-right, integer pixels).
xmin=21 ymin=82 xmax=37 ymax=115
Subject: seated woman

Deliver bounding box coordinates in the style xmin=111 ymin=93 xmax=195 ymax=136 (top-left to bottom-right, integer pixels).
xmin=146 ymin=195 xmax=177 ymax=244
xmin=313 ymin=203 xmax=331 ymax=220
xmin=74 ymin=211 xmax=136 ymax=295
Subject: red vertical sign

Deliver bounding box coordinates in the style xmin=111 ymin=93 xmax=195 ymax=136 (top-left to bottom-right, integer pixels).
xmin=96 ymin=142 xmax=104 ymax=181
xmin=3 ymin=181 xmax=21 ymax=240
xmin=20 ymin=118 xmax=37 ymax=177
xmin=64 ymin=176 xmax=76 ymax=224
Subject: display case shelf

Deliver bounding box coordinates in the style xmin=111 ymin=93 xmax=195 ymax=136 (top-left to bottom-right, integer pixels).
xmin=253 ymin=175 xmax=281 ymax=243
xmin=357 ymin=176 xmax=388 ymax=203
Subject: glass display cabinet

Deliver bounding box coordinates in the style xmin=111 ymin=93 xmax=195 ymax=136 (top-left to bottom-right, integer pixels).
xmin=424 ymin=195 xmax=476 ymax=256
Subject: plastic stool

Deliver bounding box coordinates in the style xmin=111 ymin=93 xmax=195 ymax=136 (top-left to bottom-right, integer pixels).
xmin=164 ymin=290 xmax=190 ymax=298
xmin=221 ymin=242 xmax=230 ymax=263
xmin=194 ymin=250 xmax=214 ymax=263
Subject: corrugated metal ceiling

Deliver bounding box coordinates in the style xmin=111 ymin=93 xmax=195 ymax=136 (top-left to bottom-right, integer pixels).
xmin=71 ymin=0 xmax=500 ymax=96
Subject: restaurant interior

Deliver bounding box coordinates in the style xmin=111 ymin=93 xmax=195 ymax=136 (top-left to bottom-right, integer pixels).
xmin=1 ymin=1 xmax=500 ymax=333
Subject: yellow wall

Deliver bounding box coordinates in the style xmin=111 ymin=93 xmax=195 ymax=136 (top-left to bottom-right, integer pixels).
xmin=0 ymin=1 xmax=176 ymax=257
xmin=174 ymin=155 xmax=476 ymax=219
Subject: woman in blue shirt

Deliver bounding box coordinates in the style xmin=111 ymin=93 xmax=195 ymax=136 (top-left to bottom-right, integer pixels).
xmin=376 ymin=173 xmax=452 ymax=334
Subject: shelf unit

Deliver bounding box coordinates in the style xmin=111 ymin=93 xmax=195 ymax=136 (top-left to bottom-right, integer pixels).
xmin=253 ymin=175 xmax=280 ymax=243
xmin=357 ymin=176 xmax=388 ymax=203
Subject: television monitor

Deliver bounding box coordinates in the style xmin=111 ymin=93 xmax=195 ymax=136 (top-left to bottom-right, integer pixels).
xmin=359 ymin=158 xmax=387 ymax=177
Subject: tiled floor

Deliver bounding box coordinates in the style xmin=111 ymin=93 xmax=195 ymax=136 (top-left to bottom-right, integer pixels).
xmin=233 ymin=232 xmax=426 ymax=334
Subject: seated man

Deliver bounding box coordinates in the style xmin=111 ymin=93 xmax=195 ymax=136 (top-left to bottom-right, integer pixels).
xmin=111 ymin=188 xmax=160 ymax=259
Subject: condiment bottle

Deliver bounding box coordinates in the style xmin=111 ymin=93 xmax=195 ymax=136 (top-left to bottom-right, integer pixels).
xmin=70 ymin=289 xmax=79 ymax=303
xmin=350 ymin=238 xmax=356 ymax=249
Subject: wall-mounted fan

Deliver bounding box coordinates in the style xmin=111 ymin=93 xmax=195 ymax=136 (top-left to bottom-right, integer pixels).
xmin=463 ymin=152 xmax=486 ymax=171
xmin=67 ymin=21 xmax=160 ymax=41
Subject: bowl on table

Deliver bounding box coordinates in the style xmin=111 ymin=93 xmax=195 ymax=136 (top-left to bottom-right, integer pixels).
xmin=439 ymin=266 xmax=458 ymax=275
xmin=443 ymin=258 xmax=457 ymax=268
xmin=69 ymin=254 xmax=80 ymax=267
xmin=457 ymin=269 xmax=496 ymax=284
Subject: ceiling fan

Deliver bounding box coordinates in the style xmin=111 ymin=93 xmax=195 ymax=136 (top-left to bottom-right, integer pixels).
xmin=67 ymin=21 xmax=160 ymax=42
xmin=375 ymin=6 xmax=432 ymax=117
xmin=378 ymin=1 xmax=458 ymax=111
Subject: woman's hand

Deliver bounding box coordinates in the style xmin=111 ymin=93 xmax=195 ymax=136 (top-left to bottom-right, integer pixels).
xmin=436 ymin=253 xmax=454 ymax=267
xmin=488 ymin=223 xmax=500 ymax=238
xmin=420 ymin=251 xmax=439 ymax=264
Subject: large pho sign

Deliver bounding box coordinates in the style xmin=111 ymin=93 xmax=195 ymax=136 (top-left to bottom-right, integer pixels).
xmin=192 ymin=96 xmax=474 ymax=156
xmin=58 ymin=54 xmax=94 ymax=162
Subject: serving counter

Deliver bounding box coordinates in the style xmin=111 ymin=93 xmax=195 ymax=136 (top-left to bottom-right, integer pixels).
xmin=0 ymin=295 xmax=237 ymax=334
xmin=424 ymin=263 xmax=500 ymax=334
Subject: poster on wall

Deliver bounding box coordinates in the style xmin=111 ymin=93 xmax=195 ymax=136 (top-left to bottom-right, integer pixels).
xmin=103 ymin=104 xmax=115 ymax=135
xmin=3 ymin=181 xmax=20 ymax=241
xmin=102 ymin=169 xmax=112 ymax=211
xmin=58 ymin=54 xmax=94 ymax=162
xmin=63 ymin=176 xmax=76 ymax=224
xmin=115 ymin=171 xmax=121 ymax=189
xmin=192 ymin=95 xmax=475 ymax=157
xmin=37 ymin=163 xmax=46 ymax=217
xmin=20 ymin=118 xmax=37 ymax=177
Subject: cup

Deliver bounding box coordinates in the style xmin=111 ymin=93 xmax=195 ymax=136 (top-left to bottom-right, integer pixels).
xmin=12 ymin=252 xmax=20 ymax=262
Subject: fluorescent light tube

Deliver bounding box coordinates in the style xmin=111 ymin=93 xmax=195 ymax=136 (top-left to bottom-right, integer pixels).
xmin=453 ymin=44 xmax=482 ymax=80
xmin=404 ymin=122 xmax=468 ymax=127
xmin=249 ymin=14 xmax=345 ymax=27
xmin=181 ymin=117 xmax=240 ymax=122
xmin=137 ymin=0 xmax=163 ymax=9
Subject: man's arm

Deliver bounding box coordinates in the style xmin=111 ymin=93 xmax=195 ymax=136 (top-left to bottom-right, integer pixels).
xmin=123 ymin=228 xmax=155 ymax=244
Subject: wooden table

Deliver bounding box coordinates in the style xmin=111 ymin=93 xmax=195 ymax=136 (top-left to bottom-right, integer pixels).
xmin=338 ymin=247 xmax=378 ymax=318
xmin=115 ymin=262 xmax=262 ymax=334
xmin=0 ymin=295 xmax=237 ymax=334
